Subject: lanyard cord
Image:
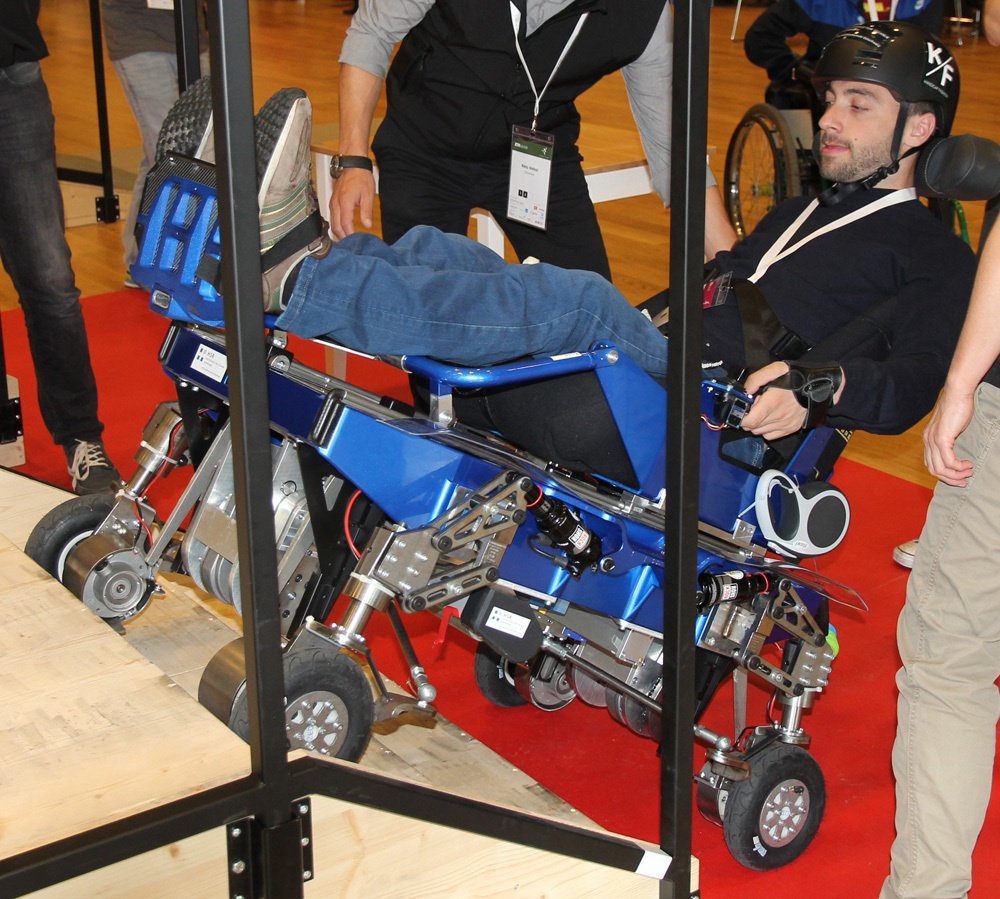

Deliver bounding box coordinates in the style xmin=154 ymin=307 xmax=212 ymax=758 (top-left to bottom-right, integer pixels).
xmin=749 ymin=187 xmax=917 ymax=283
xmin=509 ymin=3 xmax=589 ymax=131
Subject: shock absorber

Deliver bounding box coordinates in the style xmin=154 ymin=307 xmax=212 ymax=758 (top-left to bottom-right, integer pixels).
xmin=524 ymin=482 xmax=602 ymax=576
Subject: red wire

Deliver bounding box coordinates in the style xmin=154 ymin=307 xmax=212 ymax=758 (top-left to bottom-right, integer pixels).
xmin=134 ymin=500 xmax=154 ymax=549
xmin=344 ymin=489 xmax=362 ymax=558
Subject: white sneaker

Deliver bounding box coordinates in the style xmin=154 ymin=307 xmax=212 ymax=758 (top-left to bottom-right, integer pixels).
xmin=893 ymin=539 xmax=918 ymax=569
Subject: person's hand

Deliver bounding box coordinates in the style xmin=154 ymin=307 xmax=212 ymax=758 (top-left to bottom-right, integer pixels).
xmin=740 ymin=362 xmax=808 ymax=440
xmin=923 ymin=384 xmax=976 ymax=486
xmin=329 ymin=168 xmax=376 ymax=239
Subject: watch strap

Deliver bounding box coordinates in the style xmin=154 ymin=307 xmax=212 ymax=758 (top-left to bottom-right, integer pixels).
xmin=330 ymin=154 xmax=373 ymax=177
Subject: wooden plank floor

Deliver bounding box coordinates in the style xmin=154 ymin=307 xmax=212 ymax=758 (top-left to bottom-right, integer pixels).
xmin=0 ymin=470 xmax=679 ymax=897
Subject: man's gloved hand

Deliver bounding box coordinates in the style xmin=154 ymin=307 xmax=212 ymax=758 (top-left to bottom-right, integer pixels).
xmin=770 ymin=361 xmax=844 ymax=427
xmin=742 ymin=360 xmax=845 ymax=438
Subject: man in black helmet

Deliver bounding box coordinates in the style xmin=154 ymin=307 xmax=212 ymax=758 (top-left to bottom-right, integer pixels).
xmin=166 ymin=22 xmax=976 ymax=445
xmin=702 ymin=18 xmax=973 ymax=441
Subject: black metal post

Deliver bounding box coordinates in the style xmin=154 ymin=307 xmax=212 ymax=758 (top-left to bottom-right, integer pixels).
xmin=661 ymin=1 xmax=709 ymax=896
xmin=173 ymin=0 xmax=203 ymax=91
xmin=56 ymin=0 xmax=119 ymax=224
xmin=202 ymin=0 xmax=296 ymax=814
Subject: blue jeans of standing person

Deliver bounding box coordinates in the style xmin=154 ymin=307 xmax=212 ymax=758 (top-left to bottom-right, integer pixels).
xmin=274 ymin=226 xmax=668 ymax=377
xmin=0 ymin=61 xmax=103 ymax=449
xmin=113 ymin=50 xmax=209 ymax=270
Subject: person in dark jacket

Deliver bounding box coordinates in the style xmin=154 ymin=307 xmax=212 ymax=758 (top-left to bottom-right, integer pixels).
xmin=329 ymin=0 xmax=738 ymax=277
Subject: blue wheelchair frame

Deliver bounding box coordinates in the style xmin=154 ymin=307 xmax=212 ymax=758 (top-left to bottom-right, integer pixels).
xmin=49 ymin=157 xmax=850 ymax=870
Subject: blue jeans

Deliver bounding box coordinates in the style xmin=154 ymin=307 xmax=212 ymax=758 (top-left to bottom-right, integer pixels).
xmin=275 ymin=226 xmax=668 ymax=377
xmin=113 ymin=51 xmax=209 ymax=269
xmin=0 ymin=62 xmax=103 ymax=448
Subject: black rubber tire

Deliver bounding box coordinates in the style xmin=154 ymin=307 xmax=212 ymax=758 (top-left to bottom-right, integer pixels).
xmin=229 ymin=644 xmax=375 ymax=763
xmin=722 ymin=742 xmax=826 ymax=870
xmin=725 ymin=103 xmax=801 ymax=239
xmin=24 ymin=493 xmax=117 ymax=582
xmin=473 ymin=642 xmax=529 ymax=708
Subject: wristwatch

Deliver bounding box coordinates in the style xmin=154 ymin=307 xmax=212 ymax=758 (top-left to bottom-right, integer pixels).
xmin=330 ymin=154 xmax=373 ymax=179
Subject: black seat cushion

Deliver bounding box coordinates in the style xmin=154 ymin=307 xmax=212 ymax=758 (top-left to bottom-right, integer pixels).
xmin=452 ymin=371 xmax=640 ymax=489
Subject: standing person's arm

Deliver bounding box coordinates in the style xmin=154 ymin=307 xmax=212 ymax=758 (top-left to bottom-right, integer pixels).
xmin=332 ymin=0 xmax=432 ymax=238
xmin=330 ymin=63 xmax=384 ymax=238
xmin=924 ymin=225 xmax=1000 ymax=485
xmin=984 ymin=0 xmax=1000 ymax=46
xmin=622 ymin=5 xmax=738 ymax=258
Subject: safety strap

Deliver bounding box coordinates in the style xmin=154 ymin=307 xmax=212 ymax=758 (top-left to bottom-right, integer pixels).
xmin=195 ymin=210 xmax=325 ymax=293
xmin=732 ymin=279 xmax=789 ymax=372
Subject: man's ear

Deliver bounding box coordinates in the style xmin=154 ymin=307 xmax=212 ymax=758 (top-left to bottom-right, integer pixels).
xmin=904 ymin=111 xmax=938 ymax=150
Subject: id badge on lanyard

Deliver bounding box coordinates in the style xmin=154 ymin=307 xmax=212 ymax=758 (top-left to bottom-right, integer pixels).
xmin=508 ymin=125 xmax=554 ymax=229
xmin=506 ymin=3 xmax=588 ymax=231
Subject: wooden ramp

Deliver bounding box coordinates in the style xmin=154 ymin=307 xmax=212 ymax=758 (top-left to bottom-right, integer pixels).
xmin=0 ymin=470 xmax=690 ymax=897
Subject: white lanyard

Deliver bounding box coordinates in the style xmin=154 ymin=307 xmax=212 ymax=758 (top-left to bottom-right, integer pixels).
xmin=749 ymin=188 xmax=917 ymax=283
xmin=866 ymin=0 xmax=900 ymax=20
xmin=509 ymin=2 xmax=589 ymax=130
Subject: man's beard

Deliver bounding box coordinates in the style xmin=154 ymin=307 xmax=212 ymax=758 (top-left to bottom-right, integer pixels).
xmin=818 ymin=130 xmax=895 ymax=183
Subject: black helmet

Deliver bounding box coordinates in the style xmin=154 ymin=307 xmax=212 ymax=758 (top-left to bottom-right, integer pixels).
xmin=812 ymin=21 xmax=959 ymax=139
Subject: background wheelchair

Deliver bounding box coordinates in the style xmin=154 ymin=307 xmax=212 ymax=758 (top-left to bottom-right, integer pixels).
xmin=26 ymin=154 xmax=864 ymax=871
xmin=724 ymin=70 xmax=823 ymax=239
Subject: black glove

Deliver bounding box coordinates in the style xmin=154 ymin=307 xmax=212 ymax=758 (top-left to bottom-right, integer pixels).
xmin=769 ymin=361 xmax=844 ymax=428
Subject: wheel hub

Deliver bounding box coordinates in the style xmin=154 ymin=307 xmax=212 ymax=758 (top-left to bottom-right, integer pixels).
xmin=759 ymin=778 xmax=809 ymax=848
xmin=286 ymin=690 xmax=349 ymax=756
xmin=64 ymin=533 xmax=153 ymax=622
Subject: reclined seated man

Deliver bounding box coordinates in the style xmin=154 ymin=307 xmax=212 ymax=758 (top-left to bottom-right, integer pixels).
xmin=163 ymin=21 xmax=975 ymax=445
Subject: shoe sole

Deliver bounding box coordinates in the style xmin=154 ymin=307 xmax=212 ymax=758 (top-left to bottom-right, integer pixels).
xmin=156 ymin=75 xmax=215 ymax=163
xmin=892 ymin=546 xmax=915 ymax=568
xmin=254 ymin=88 xmax=309 ymax=206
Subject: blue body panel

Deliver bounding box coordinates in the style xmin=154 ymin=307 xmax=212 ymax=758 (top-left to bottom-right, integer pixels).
xmin=145 ymin=164 xmax=836 ymax=645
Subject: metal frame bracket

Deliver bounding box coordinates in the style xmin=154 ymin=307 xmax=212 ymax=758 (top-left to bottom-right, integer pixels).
xmin=226 ymin=799 xmax=314 ymax=899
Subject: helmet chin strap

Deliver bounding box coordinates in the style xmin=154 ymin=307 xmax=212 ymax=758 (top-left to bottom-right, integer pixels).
xmin=814 ymin=141 xmax=919 ymax=207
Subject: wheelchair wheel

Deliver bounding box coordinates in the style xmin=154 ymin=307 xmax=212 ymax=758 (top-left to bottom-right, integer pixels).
xmin=25 ymin=493 xmax=117 ymax=582
xmin=725 ymin=104 xmax=802 ymax=239
xmin=721 ymin=742 xmax=825 ymax=870
xmin=473 ymin=642 xmax=528 ymax=708
xmin=200 ymin=638 xmax=375 ymax=762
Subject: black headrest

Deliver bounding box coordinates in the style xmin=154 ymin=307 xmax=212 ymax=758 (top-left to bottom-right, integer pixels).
xmin=916 ymin=134 xmax=1000 ymax=201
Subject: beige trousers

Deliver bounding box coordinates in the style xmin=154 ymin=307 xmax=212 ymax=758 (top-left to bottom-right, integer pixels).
xmin=882 ymin=383 xmax=1000 ymax=899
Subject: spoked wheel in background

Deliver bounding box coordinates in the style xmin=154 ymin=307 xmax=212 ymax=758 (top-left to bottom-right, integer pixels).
xmin=725 ymin=104 xmax=802 ymax=239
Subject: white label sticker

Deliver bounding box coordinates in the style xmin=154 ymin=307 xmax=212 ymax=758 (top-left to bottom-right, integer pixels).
xmin=191 ymin=344 xmax=228 ymax=382
xmin=485 ymin=606 xmax=531 ymax=639
xmin=147 ymin=0 xmax=175 ymax=9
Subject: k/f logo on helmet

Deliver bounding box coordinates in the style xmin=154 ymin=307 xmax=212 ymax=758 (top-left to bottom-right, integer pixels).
xmin=925 ymin=42 xmax=955 ymax=90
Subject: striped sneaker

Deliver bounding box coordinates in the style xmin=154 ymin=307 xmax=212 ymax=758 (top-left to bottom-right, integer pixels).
xmin=253 ymin=88 xmax=331 ymax=312
xmin=155 ymin=75 xmax=215 ymax=164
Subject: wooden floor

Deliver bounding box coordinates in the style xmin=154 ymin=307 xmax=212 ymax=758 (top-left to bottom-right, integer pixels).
xmin=0 ymin=470 xmax=670 ymax=897
xmin=10 ymin=2 xmax=1000 ymax=491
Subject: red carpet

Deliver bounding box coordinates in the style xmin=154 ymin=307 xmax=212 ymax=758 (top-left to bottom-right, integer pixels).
xmin=5 ymin=291 xmax=1000 ymax=895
